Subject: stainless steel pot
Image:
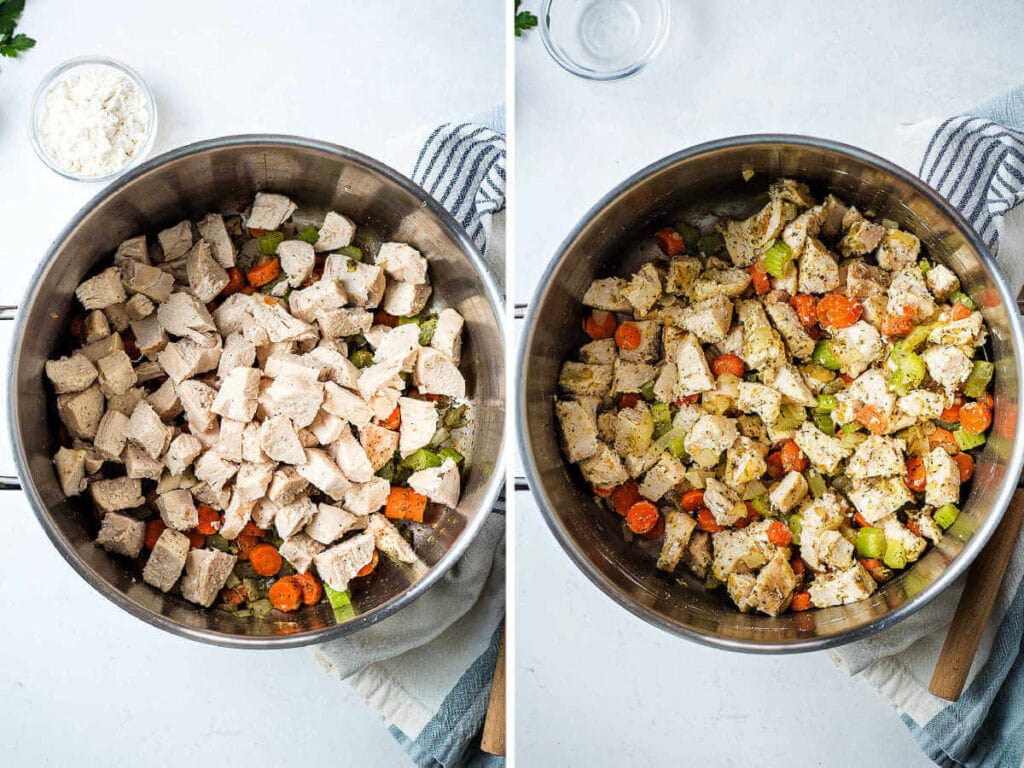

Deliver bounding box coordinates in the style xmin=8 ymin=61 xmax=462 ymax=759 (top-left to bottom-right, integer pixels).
xmin=9 ymin=135 xmax=505 ymax=648
xmin=518 ymin=135 xmax=1024 ymax=652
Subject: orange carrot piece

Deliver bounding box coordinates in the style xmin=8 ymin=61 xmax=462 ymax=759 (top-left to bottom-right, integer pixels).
xmin=235 ymin=534 xmax=261 ymax=561
xmin=583 ymin=310 xmax=618 ymax=340
xmin=380 ymin=406 xmax=402 ymax=431
xmin=767 ymin=520 xmax=792 ymax=547
xmin=610 ymin=482 xmax=642 ymax=517
xmin=185 ymin=529 xmax=206 ymax=549
xmin=680 ymin=489 xmax=705 ymax=512
xmin=949 ymin=303 xmax=972 ymax=321
xmin=374 ymin=310 xmax=400 ymax=328
xmin=246 ymin=257 xmax=282 ymax=287
xmin=144 ymin=519 xmax=166 ymax=550
xmin=779 ymin=440 xmax=807 ymax=472
xmin=959 ymin=402 xmax=992 ymax=434
xmin=696 ymin=508 xmax=723 ymax=533
xmin=747 ymin=262 xmax=771 ymax=295
xmin=817 ymin=294 xmax=863 ymax=328
xmin=239 ymin=521 xmax=266 ymax=538
xmin=711 ymin=354 xmax=746 ymax=378
xmin=614 ymin=321 xmax=642 ymax=351
xmin=357 ymin=550 xmax=380 ymax=578
xmin=249 ymin=543 xmax=283 ymax=577
xmin=905 ymin=456 xmax=927 ymax=492
xmin=790 ymin=592 xmax=812 ymax=612
xmin=293 ymin=572 xmax=323 ymax=605
xmin=654 ymin=227 xmax=686 ymax=256
xmin=626 ymin=501 xmax=659 ymax=534
xmin=219 ymin=267 xmax=248 ymax=298
xmin=929 ymin=427 xmax=960 ymax=454
xmin=789 ymin=294 xmax=818 ymax=327
xmin=385 ymin=487 xmax=428 ymax=522
xmin=954 ymin=453 xmax=975 ymax=483
xmin=855 ymin=404 xmax=890 ymax=435
xmin=268 ymin=577 xmax=303 ymax=612
xmin=195 ymin=505 xmax=222 ymax=535
xmin=641 ymin=514 xmax=666 ymax=540
xmin=220 ymin=587 xmax=244 ymax=606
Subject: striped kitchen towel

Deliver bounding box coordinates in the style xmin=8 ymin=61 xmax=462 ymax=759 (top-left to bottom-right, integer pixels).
xmin=834 ymin=84 xmax=1024 ymax=768
xmin=315 ymin=113 xmax=506 ymax=768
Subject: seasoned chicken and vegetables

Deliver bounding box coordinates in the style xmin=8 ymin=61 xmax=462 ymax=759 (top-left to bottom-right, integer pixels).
xmin=47 ymin=192 xmax=470 ymax=620
xmin=556 ymin=179 xmax=993 ymax=616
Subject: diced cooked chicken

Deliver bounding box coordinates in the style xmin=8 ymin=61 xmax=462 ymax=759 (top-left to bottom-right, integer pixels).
xmin=877 ymin=514 xmax=927 ymax=563
xmin=769 ymin=471 xmax=808 ymax=513
xmin=845 ymin=261 xmax=887 ymax=299
xmin=235 ymin=462 xmax=276 ymax=505
xmin=685 ymin=414 xmax=738 ymax=468
xmin=830 ymin=320 xmax=885 ymax=378
xmin=692 ymin=267 xmax=752 ymax=300
xmin=926 ymin=264 xmax=960 ymax=301
xmin=582 ymin=277 xmax=631 ymax=311
xmin=621 ymin=263 xmax=662 ymax=317
xmin=922 ymin=345 xmax=973 ymax=393
xmin=554 ymin=399 xmax=600 ymax=465
xmin=720 ymin=196 xmax=796 ymax=267
xmin=306 ymin=503 xmax=363 ymax=545
xmin=398 ymin=397 xmax=437 ymax=458
xmin=711 ymin=520 xmax=781 ymax=581
xmin=194 ymin=213 xmax=234 ymax=268
xmin=408 ymin=458 xmax=461 ymax=508
xmin=93 ymin=410 xmax=130 ymax=462
xmin=376 ymin=242 xmax=428 ymax=284
xmin=128 ymin=402 xmax=172 ymax=460
xmin=897 ymin=389 xmax=946 ymax=420
xmin=314 ymin=532 xmax=375 ymax=592
xmin=838 ymin=218 xmax=886 ymax=256
xmin=793 ymin=422 xmax=851 ymax=474
xmin=924 ymin=446 xmax=960 ymax=507
xmin=209 ymin=367 xmax=260 ymax=424
xmin=108 ymin=388 xmax=146 ymax=418
xmin=674 ymin=332 xmax=716 ymax=395
xmin=798 ymin=238 xmax=840 ymax=294
xmin=76 ymin=267 xmax=126 ymax=310
xmin=278 ymin=532 xmax=324 ymax=573
xmin=317 ymin=307 xmax=373 ymax=339
xmin=344 ymin=477 xmax=391 ymax=516
xmin=273 ymin=494 xmax=317 ymax=538
xmin=295 ymin=449 xmax=349 ymax=500
xmin=736 ymin=381 xmax=782 ymax=425
xmin=929 ymin=312 xmax=985 ymax=349
xmin=143 ymin=529 xmax=190 ymax=592
xmin=382 ymin=280 xmax=432 ymax=317
xmin=90 ymin=476 xmax=144 ymax=513
xmin=103 ymin=302 xmax=131 ymax=332
xmin=763 ymin=363 xmax=817 ymax=407
xmin=808 ymin=564 xmax=877 ymax=608
xmin=558 ymin=361 xmax=613 ymax=398
xmin=84 ymin=309 xmax=111 ymax=342
xmin=193 ymin=450 xmax=237 ymax=492
xmin=157 ymin=292 xmax=217 ymax=343
xmin=833 ymin=369 xmax=895 ymax=426
xmin=114 ymin=234 xmax=149 ymax=266
xmin=157 ymin=488 xmax=198 ymax=531
xmin=253 ymin=413 xmax=303 ymax=464
xmin=165 ymin=433 xmax=203 ymax=476
xmin=125 ymin=293 xmax=154 ymax=321
xmin=655 ymin=510 xmax=697 ymax=572
xmin=156 ymin=221 xmax=193 ymax=262
xmin=578 ymin=443 xmax=629 ymax=487
xmin=326 ymin=257 xmax=386 ymax=308
xmin=704 ymin=477 xmax=747 ymax=526
xmin=414 ymin=347 xmax=466 ymax=398
xmin=681 ymin=295 xmax=733 ymax=344
xmin=122 ymin=260 xmax=175 ymax=304
xmin=45 ymin=353 xmax=98 ymax=394
xmin=130 ymin=315 xmax=168 ymax=359
xmin=124 ymin=443 xmax=163 ymax=480
xmin=847 ymin=476 xmax=913 ymax=524
xmin=361 ymin=424 xmax=400 ymax=471
xmin=215 ymin=418 xmax=244 ymax=462
xmin=876 ymin=229 xmax=921 ymax=271
xmin=176 ymin=379 xmax=217 ymax=432
xmin=847 ymin=435 xmax=907 ymax=480
xmin=180 ymin=548 xmax=237 ymax=608
xmin=247 ymin=192 xmax=296 ymax=232
xmin=721 ymin=435 xmax=766 ymax=485
xmin=637 ymin=452 xmax=685 ymax=501
xmin=95 ymin=349 xmax=137 ymax=397
xmin=664 ymin=256 xmax=702 ymax=295
xmin=748 ymin=550 xmax=800 ymax=617
xmin=323 ymin=382 xmax=374 ymax=428
xmin=267 ymin=466 xmax=309 ymax=506
xmin=764 ymin=298 xmax=815 ymax=359
xmin=53 ymin=447 xmax=88 ymax=497
xmin=329 ymin=425 xmax=374 ymax=483
xmin=736 ymin=300 xmax=786 ymax=371
xmin=264 ymin=375 xmax=323 ymax=428
xmin=888 ymin=268 xmax=937 ymax=323
xmin=95 ymin=512 xmax=146 ymax=559
xmin=430 ymin=308 xmax=464 ymax=364
xmin=79 ymin=332 xmax=124 ymax=363
xmin=367 ymin=513 xmax=418 ymax=564
xmin=250 ymin=296 xmax=317 ymax=343
xmin=275 ymin=239 xmax=315 ymax=288
xmin=617 ymin=320 xmax=660 ymax=363
xmin=184 ymin=242 xmax=228 ymax=306
xmin=307 ymin=210 xmax=355 ymax=252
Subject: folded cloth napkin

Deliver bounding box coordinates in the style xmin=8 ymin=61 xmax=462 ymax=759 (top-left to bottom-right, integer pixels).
xmin=833 ymin=85 xmax=1024 ymax=768
xmin=315 ymin=114 xmax=506 ymax=768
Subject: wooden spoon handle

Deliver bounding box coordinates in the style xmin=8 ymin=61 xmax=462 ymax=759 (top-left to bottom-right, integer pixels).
xmin=481 ymin=628 xmax=507 ymax=755
xmin=929 ymin=487 xmax=1024 ymax=700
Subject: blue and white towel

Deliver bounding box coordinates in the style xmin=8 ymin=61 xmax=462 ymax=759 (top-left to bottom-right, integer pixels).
xmin=315 ymin=115 xmax=506 ymax=768
xmin=835 ymin=85 xmax=1024 ymax=768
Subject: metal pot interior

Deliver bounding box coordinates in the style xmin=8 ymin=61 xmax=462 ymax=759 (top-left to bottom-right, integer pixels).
xmin=520 ymin=136 xmax=1024 ymax=651
xmin=12 ymin=136 xmax=505 ymax=647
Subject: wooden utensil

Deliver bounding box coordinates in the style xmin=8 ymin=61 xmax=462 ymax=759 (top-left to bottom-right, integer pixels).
xmin=481 ymin=628 xmax=506 ymax=755
xmin=929 ymin=487 xmax=1024 ymax=700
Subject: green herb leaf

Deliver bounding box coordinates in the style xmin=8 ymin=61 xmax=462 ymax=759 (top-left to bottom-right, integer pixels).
xmin=514 ymin=1 xmax=538 ymax=37
xmin=0 ymin=32 xmax=34 ymax=57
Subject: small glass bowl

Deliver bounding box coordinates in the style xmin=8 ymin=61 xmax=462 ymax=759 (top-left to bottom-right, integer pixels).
xmin=539 ymin=0 xmax=670 ymax=81
xmin=29 ymin=56 xmax=158 ymax=182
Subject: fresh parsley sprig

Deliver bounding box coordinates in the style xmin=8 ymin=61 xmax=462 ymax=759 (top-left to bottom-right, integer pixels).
xmin=0 ymin=0 xmax=36 ymax=60
xmin=514 ymin=0 xmax=538 ymax=38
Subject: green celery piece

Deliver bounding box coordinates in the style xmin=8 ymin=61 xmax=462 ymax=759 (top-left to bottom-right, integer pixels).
xmin=787 ymin=514 xmax=803 ymax=545
xmin=842 ymin=423 xmax=859 ymax=434
xmin=639 ymin=380 xmax=657 ymax=402
xmin=917 ymin=258 xmax=931 ymax=273
xmin=376 ymin=460 xmax=397 ymax=482
xmin=900 ymin=325 xmax=932 ymax=353
xmin=698 ymin=232 xmax=725 ymax=255
xmin=963 ymin=361 xmax=994 ymax=398
xmin=402 ymin=448 xmax=442 ymax=472
xmin=438 ymin=447 xmax=465 ymax=465
xmin=763 ymin=239 xmax=794 ymax=278
xmin=777 ymin=403 xmax=806 ymax=431
xmin=749 ymin=494 xmax=770 ymax=516
xmin=207 ymin=533 xmax=233 ymax=553
xmin=338 ymin=244 xmax=364 ymax=262
xmin=954 ymin=428 xmax=986 ymax=451
xmin=650 ymin=402 xmax=672 ymax=438
xmin=855 ymin=527 xmax=886 ymax=559
xmin=297 ymin=225 xmax=319 ymax=245
xmin=418 ymin=317 xmax=439 ymax=345
xmin=667 ymin=435 xmax=688 ymax=460
xmin=883 ymin=539 xmax=908 ymax=569
xmin=257 ymin=231 xmax=284 ymax=255
xmin=812 ymin=340 xmax=842 ymax=371
xmin=397 ymin=316 xmax=419 ymax=326
xmin=815 ymin=393 xmax=838 ymax=413
xmin=324 ymin=585 xmax=357 ymax=622
xmin=250 ymin=598 xmax=273 ymax=618
xmin=674 ymin=222 xmax=700 ymax=251
xmin=934 ymin=503 xmax=960 ymax=530
xmin=949 ymin=291 xmax=976 ymax=311
xmin=444 ymin=404 xmax=469 ymax=430
xmin=806 ymin=468 xmax=827 ymax=499
xmin=350 ymin=349 xmax=374 ymax=369
xmin=900 ymin=352 xmax=926 ymax=388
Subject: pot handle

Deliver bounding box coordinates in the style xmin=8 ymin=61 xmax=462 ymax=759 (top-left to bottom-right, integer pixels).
xmin=0 ymin=305 xmax=21 ymax=491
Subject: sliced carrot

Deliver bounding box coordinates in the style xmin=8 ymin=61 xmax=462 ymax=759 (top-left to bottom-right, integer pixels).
xmin=385 ymin=487 xmax=428 ymax=522
xmin=789 ymin=294 xmax=819 ymax=328
xmin=239 ymin=521 xmax=266 ymax=538
xmin=711 ymin=354 xmax=746 ymax=378
xmin=790 ymin=557 xmax=806 ymax=578
xmin=144 ymin=519 xmax=166 ymax=550
xmin=680 ymin=489 xmax=705 ymax=512
xmin=930 ymin=427 xmax=960 ymax=454
xmin=839 ymin=373 xmax=854 ymax=384
xmin=959 ymin=402 xmax=992 ymax=434
xmin=614 ymin=321 xmax=642 ymax=351
xmin=185 ymin=529 xmax=206 ymax=549
xmin=978 ymin=392 xmax=995 ymax=410
xmin=240 ymin=284 xmax=256 ymax=295
xmin=374 ymin=310 xmax=399 ymax=328
xmin=249 ymin=543 xmax=283 ymax=577
xmin=765 ymin=451 xmax=785 ymax=479
xmin=235 ymin=534 xmax=261 ymax=561
xmin=195 ymin=505 xmax=222 ymax=535
xmin=855 ymin=404 xmax=889 ymax=435
xmin=618 ymin=393 xmax=641 ymax=409
xmin=380 ymin=406 xmax=402 ymax=431
xmin=682 ymin=393 xmax=700 ymax=404
xmin=817 ymin=294 xmax=863 ymax=329
xmin=642 ymin=515 xmax=666 ymax=540
xmin=767 ymin=520 xmax=793 ymax=547
xmin=954 ymin=453 xmax=975 ymax=482
xmin=905 ymin=456 xmax=927 ymax=492
xmin=219 ymin=267 xmax=248 ymax=298
xmin=583 ymin=310 xmax=618 ymax=340
xmin=611 ymin=482 xmax=643 ymax=516
xmin=949 ymin=303 xmax=972 ymax=321
xmin=654 ymin=227 xmax=686 ymax=256
xmin=246 ymin=257 xmax=282 ymax=287
xmin=357 ymin=550 xmax=380 ymax=578
xmin=626 ymin=501 xmax=659 ymax=534
xmin=593 ymin=485 xmax=615 ymax=499
xmin=292 ymin=572 xmax=323 ymax=605
xmin=880 ymin=306 xmax=915 ymax=338
xmin=859 ymin=558 xmax=890 ymax=583
xmin=747 ymin=262 xmax=771 ymax=295
xmin=941 ymin=395 xmax=963 ymax=423
xmin=696 ymin=508 xmax=723 ymax=533
xmin=906 ymin=518 xmax=922 ymax=537
xmin=790 ymin=592 xmax=812 ymax=612
xmin=268 ymin=577 xmax=303 ymax=612
xmin=779 ymin=440 xmax=807 ymax=472
xmin=854 ymin=512 xmax=871 ymax=528
xmin=220 ymin=587 xmax=245 ymax=606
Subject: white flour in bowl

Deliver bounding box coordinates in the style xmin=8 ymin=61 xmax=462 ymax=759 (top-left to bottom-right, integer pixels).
xmin=38 ymin=65 xmax=151 ymax=178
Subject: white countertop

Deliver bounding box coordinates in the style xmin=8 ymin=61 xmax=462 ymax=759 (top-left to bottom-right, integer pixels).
xmin=513 ymin=1 xmax=1024 ymax=765
xmin=0 ymin=1 xmax=502 ymax=766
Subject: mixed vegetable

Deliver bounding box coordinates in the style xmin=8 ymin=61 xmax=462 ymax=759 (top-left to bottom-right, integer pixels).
xmin=556 ymin=178 xmax=993 ymax=616
xmin=46 ymin=192 xmax=471 ymax=624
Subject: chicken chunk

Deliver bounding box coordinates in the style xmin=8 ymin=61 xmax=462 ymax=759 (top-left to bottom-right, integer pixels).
xmin=838 ymin=219 xmax=886 ymax=257
xmin=725 ymin=435 xmax=768 ymax=485
xmin=922 ymin=345 xmax=973 ymax=394
xmin=157 ymin=488 xmax=199 ymax=531
xmin=793 ymin=422 xmax=851 ymax=475
xmin=674 ymin=332 xmax=716 ymax=395
xmin=45 ymin=353 xmax=98 ymax=394
xmin=95 ymin=349 xmax=137 ymax=397
xmin=314 ymin=532 xmax=375 ymax=592
xmin=344 ymin=477 xmax=391 ymax=516
xmin=769 ymin=471 xmax=808 ymax=513
xmin=736 ymin=381 xmax=782 ymax=425
xmin=376 ymin=242 xmax=428 ymax=284
xmin=382 ymin=281 xmax=432 ymax=317
xmin=621 ymin=263 xmax=662 ymax=317
xmin=765 ymin=298 xmax=815 ymax=359
xmin=180 ymin=548 xmax=237 ymax=608
xmin=830 ymin=320 xmax=885 ymax=378
xmin=314 ymin=211 xmax=357 ymax=252
xmin=398 ymin=397 xmax=438 ymax=458
xmin=295 ymin=449 xmax=350 ymax=500
xmin=684 ymin=414 xmax=738 ymax=468
xmin=143 ymin=529 xmax=190 ymax=592
xmin=704 ymin=477 xmax=747 ymax=526
xmin=128 ymin=402 xmax=172 ymax=460
xmin=361 ymin=424 xmax=400 ymax=471
xmin=414 ymin=347 xmax=466 ymax=399
xmin=430 ymin=308 xmax=464 ymax=364
xmin=926 ymin=264 xmax=960 ymax=301
xmin=96 ymin=512 xmax=146 ymax=559
xmin=578 ymin=443 xmax=629 ymax=487
xmin=847 ymin=476 xmax=913 ymax=524
xmin=408 ymin=457 xmax=461 ymax=508
xmin=808 ymin=564 xmax=877 ymax=608
xmin=278 ymin=532 xmax=325 ymax=574
xmin=90 ymin=476 xmax=144 ymax=513
xmin=656 ymin=510 xmax=697 ymax=572
xmin=274 ymin=495 xmax=318 ymax=538
xmin=639 ymin=452 xmax=686 ymax=501
xmin=247 ymin=192 xmax=296 ymax=231
xmin=847 ymin=435 xmax=907 ymax=480
xmin=924 ymin=446 xmax=960 ymax=507
xmin=876 ymin=229 xmax=921 ymax=271
xmin=798 ymin=238 xmax=840 ymax=294
xmin=582 ymin=277 xmax=631 ymax=311
xmin=329 ymin=425 xmax=375 ymax=483
xmin=53 ymin=447 xmax=88 ymax=497
xmin=76 ymin=267 xmax=126 ymax=310
xmin=681 ymin=295 xmax=733 ymax=344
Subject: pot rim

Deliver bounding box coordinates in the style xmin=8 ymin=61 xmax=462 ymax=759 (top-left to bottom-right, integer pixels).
xmin=517 ymin=132 xmax=1024 ymax=653
xmin=11 ymin=134 xmax=506 ymax=649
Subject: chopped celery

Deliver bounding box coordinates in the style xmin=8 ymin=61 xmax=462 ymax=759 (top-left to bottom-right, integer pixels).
xmin=934 ymin=503 xmax=960 ymax=529
xmin=257 ymin=231 xmax=284 ymax=255
xmin=806 ymin=468 xmax=827 ymax=499
xmin=777 ymin=403 xmax=806 ymax=431
xmin=418 ymin=317 xmax=438 ymax=345
xmin=889 ymin=351 xmax=925 ymax=395
xmin=698 ymin=232 xmax=725 ymax=255
xmin=207 ymin=533 xmax=233 ymax=553
xmin=963 ymin=361 xmax=994 ymax=398
xmin=674 ymin=222 xmax=701 ymax=251
xmin=297 ymin=225 xmax=319 ymax=245
xmin=954 ymin=429 xmax=986 ymax=451
xmin=749 ymin=494 xmax=770 ymax=516
xmin=815 ymin=393 xmax=838 ymax=412
xmin=667 ymin=435 xmax=688 ymax=460
xmin=787 ymin=514 xmax=803 ymax=545
xmin=250 ymin=598 xmax=273 ymax=618
xmin=883 ymin=539 xmax=907 ymax=569
xmin=338 ymin=244 xmax=364 ymax=262
xmin=397 ymin=316 xmax=419 ymax=326
xmin=651 ymin=402 xmax=672 ymax=438
xmin=324 ymin=584 xmax=357 ymax=622
xmin=444 ymin=404 xmax=469 ymax=430
xmin=812 ymin=340 xmax=842 ymax=371
xmin=900 ymin=325 xmax=932 ymax=353
xmin=856 ymin=527 xmax=886 ymax=559
xmin=429 ymin=428 xmax=450 ymax=447
xmin=917 ymin=258 xmax=931 ymax=273
xmin=842 ymin=423 xmax=860 ymax=434
xmin=438 ymin=447 xmax=465 ymax=466
xmin=376 ymin=459 xmax=396 ymax=482
xmin=349 ymin=349 xmax=374 ymax=369
xmin=813 ymin=411 xmax=836 ymax=435
xmin=949 ymin=291 xmax=976 ymax=310
xmin=403 ymin=448 xmax=442 ymax=471
xmin=763 ymin=239 xmax=794 ymax=278
xmin=639 ymin=380 xmax=657 ymax=402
